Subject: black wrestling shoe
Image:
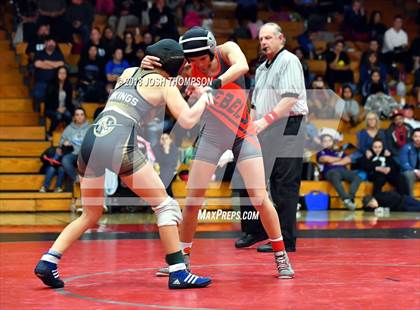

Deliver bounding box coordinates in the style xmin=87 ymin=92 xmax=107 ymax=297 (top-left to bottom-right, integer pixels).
xmin=34 ymin=260 xmax=64 ymax=288
xmin=235 ymin=234 xmax=267 ymax=248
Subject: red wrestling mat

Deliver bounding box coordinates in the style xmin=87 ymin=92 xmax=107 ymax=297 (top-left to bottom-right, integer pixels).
xmin=1 ymin=239 xmax=419 ymax=309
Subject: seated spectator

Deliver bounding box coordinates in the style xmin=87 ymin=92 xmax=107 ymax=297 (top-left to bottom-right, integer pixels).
xmin=39 ymin=145 xmax=65 ymax=193
xmin=149 ymin=0 xmax=179 ymax=40
xmin=357 ymin=112 xmax=387 ymax=156
xmin=360 ymin=38 xmax=384 ymax=66
xmin=25 ymin=23 xmax=50 ymax=64
xmin=101 ymin=26 xmax=123 ymax=59
xmin=37 ymin=0 xmax=71 ymax=42
xmin=137 ymin=31 xmax=154 ymax=53
xmin=368 ymin=11 xmax=387 ymax=43
xmin=65 ymin=0 xmax=94 ymax=44
xmin=184 ymin=0 xmax=213 ymax=29
xmin=105 ymin=48 xmax=130 ymax=92
xmin=360 ymin=138 xmax=407 ymax=194
xmin=123 ymin=31 xmax=139 ymax=66
xmin=304 ymin=117 xmax=321 ymax=151
xmin=295 ymin=47 xmax=313 ymax=88
xmin=60 ymin=107 xmax=90 ymax=188
xmin=77 ymin=45 xmax=107 ymax=103
xmin=308 ymin=76 xmax=337 ymax=119
xmin=233 ymin=19 xmax=252 ymax=40
xmin=399 ymin=128 xmax=420 ymax=197
xmin=235 ymin=0 xmax=257 ymax=24
xmin=362 ymin=191 xmax=420 ymax=212
xmin=317 ymin=133 xmax=361 ymax=210
xmin=325 ymin=40 xmax=354 ymax=88
xmin=108 ymin=0 xmax=141 ymax=38
xmin=32 ymin=37 xmax=65 ymax=111
xmin=342 ymin=0 xmax=368 ymax=42
xmin=18 ymin=0 xmax=38 ymax=42
xmin=153 ymin=133 xmax=180 ymax=196
xmin=386 ymin=109 xmax=413 ymax=163
xmin=336 ymin=85 xmax=360 ymax=126
xmin=382 ymin=15 xmax=411 ymax=72
xmin=359 ymin=52 xmax=387 ymax=86
xmin=95 ymin=0 xmax=115 ymax=15
xmin=403 ymin=104 xmax=420 ymax=129
xmin=45 ymin=66 xmax=74 ymax=140
xmin=84 ymin=27 xmax=107 ymax=64
xmin=297 ymin=30 xmax=316 ymax=60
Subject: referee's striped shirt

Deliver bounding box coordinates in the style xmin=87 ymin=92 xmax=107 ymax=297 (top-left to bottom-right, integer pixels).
xmin=252 ymin=48 xmax=308 ymax=119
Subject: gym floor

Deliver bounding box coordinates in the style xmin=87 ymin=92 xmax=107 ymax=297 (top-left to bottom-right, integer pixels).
xmin=1 ymin=210 xmax=419 ymax=309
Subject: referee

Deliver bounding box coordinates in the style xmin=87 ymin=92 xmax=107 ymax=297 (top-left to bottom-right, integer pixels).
xmin=235 ymin=23 xmax=308 ymax=252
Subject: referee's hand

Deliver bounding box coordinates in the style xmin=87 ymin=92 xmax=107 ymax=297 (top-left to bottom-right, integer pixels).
xmin=253 ymin=118 xmax=269 ymax=135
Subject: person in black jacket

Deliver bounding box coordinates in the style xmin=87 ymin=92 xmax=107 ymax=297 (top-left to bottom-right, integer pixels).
xmin=360 ymin=137 xmax=407 ymax=195
xmin=45 ymin=66 xmax=74 ymax=140
xmin=363 ymin=191 xmax=420 ymax=212
xmin=39 ymin=146 xmax=64 ymax=193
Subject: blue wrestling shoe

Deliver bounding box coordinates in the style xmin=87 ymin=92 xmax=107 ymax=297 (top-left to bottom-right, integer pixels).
xmin=168 ymin=269 xmax=211 ymax=289
xmin=34 ymin=260 xmax=64 ymax=288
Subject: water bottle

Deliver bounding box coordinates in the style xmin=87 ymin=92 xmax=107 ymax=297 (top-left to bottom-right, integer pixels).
xmin=314 ymin=168 xmax=320 ymax=181
xmin=396 ymin=80 xmax=406 ymax=97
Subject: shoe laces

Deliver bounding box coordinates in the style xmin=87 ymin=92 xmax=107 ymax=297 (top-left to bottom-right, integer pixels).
xmin=275 ymin=253 xmax=290 ymax=271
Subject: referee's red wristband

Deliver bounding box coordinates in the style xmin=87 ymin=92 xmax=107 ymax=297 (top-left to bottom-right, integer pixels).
xmin=264 ymin=111 xmax=279 ymax=125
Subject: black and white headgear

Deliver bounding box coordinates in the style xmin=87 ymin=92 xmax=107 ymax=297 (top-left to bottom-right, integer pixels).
xmin=179 ymin=27 xmax=217 ymax=60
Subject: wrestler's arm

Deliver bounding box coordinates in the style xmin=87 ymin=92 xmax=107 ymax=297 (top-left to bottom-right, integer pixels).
xmin=164 ymin=83 xmax=210 ymax=129
xmin=218 ymin=41 xmax=249 ymax=86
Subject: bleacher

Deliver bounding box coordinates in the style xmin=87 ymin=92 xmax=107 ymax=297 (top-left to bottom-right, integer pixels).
xmin=0 ymin=0 xmax=418 ymax=212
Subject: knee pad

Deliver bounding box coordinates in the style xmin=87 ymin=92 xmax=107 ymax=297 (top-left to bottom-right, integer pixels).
xmin=152 ymin=196 xmax=183 ymax=227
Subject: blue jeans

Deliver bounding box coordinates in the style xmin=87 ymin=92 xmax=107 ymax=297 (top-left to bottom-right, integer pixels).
xmin=43 ymin=165 xmax=64 ymax=188
xmin=62 ymin=153 xmax=78 ymax=181
xmin=32 ymin=81 xmax=48 ymax=111
xmin=45 ymin=110 xmax=72 ymax=135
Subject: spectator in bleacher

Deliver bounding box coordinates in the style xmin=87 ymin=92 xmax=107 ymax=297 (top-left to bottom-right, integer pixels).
xmin=342 ymin=0 xmax=368 ymax=42
xmin=360 ymin=38 xmax=383 ymax=66
xmin=137 ymin=31 xmax=154 ymax=53
xmin=123 ymin=31 xmax=139 ymax=66
xmin=60 ymin=107 xmax=90 ymax=187
xmin=295 ymin=47 xmax=313 ymax=88
xmin=39 ymin=145 xmax=65 ymax=193
xmin=297 ymin=30 xmax=316 ymax=60
xmin=65 ymin=0 xmax=94 ymax=45
xmin=101 ymin=26 xmax=123 ymax=60
xmin=382 ymin=15 xmax=411 ymax=73
xmin=184 ymin=0 xmax=213 ymax=29
xmin=367 ymin=11 xmax=387 ymax=43
xmin=403 ymin=105 xmax=420 ymax=130
xmin=399 ymin=128 xmax=420 ymax=197
xmin=17 ymin=0 xmax=38 ymax=43
xmin=359 ymin=51 xmax=387 ymax=87
xmin=362 ymin=191 xmax=420 ymax=212
xmin=108 ymin=0 xmax=142 ymax=38
xmin=233 ymin=19 xmax=252 ymax=40
xmin=37 ymin=0 xmax=71 ymax=43
xmin=325 ymin=40 xmax=354 ymax=88
xmin=105 ymin=48 xmax=130 ymax=92
xmin=32 ymin=37 xmax=65 ymax=111
xmin=308 ymin=75 xmax=336 ymax=119
xmin=84 ymin=27 xmax=107 ymax=64
xmin=317 ymin=133 xmax=361 ymax=210
xmin=77 ymin=45 xmax=107 ymax=103
xmin=148 ymin=0 xmax=179 ymax=40
xmin=356 ymin=112 xmax=387 ymax=156
xmin=235 ymin=0 xmax=257 ymax=23
xmin=336 ymin=84 xmax=360 ymax=127
xmin=386 ymin=109 xmax=413 ymax=164
xmin=25 ymin=23 xmax=50 ymax=64
xmin=45 ymin=66 xmax=74 ymax=140
xmin=95 ymin=0 xmax=115 ymax=15
xmin=153 ymin=133 xmax=180 ymax=197
xmin=360 ymin=137 xmax=406 ymax=195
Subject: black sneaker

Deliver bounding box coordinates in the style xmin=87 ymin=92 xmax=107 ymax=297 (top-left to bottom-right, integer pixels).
xmin=34 ymin=260 xmax=64 ymax=288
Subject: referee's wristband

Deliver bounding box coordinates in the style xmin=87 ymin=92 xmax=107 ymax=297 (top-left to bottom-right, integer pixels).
xmin=263 ymin=111 xmax=279 ymax=125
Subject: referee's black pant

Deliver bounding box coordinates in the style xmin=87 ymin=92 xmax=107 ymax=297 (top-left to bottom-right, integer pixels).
xmin=238 ymin=115 xmax=305 ymax=251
